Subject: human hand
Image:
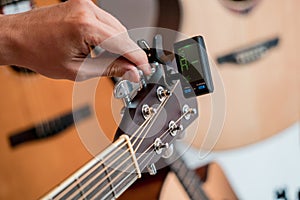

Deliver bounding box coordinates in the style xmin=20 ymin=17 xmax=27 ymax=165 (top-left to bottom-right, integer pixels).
xmin=0 ymin=0 xmax=150 ymax=82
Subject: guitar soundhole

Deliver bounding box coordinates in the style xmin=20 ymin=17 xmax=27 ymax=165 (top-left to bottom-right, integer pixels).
xmin=9 ymin=65 xmax=36 ymax=74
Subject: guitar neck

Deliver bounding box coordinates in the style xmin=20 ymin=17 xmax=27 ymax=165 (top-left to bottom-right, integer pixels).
xmin=42 ymin=135 xmax=141 ymax=200
xmin=169 ymin=153 xmax=209 ymax=200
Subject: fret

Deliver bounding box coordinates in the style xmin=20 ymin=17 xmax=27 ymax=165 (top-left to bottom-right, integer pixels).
xmin=182 ymin=170 xmax=194 ymax=189
xmin=42 ymin=135 xmax=141 ymax=200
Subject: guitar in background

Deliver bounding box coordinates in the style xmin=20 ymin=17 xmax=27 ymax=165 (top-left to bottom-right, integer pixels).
xmin=119 ymin=145 xmax=237 ymax=200
xmin=121 ymin=0 xmax=299 ymax=199
xmin=0 ymin=0 xmax=122 ymax=199
xmin=166 ymin=0 xmax=299 ymax=200
xmin=0 ymin=0 xmax=186 ymax=199
xmin=178 ymin=0 xmax=299 ymax=150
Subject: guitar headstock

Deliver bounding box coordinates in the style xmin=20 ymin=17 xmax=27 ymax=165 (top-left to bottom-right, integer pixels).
xmin=114 ymin=81 xmax=198 ymax=173
xmin=113 ymin=35 xmax=201 ymax=174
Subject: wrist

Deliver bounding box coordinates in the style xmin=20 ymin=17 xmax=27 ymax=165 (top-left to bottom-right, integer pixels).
xmin=0 ymin=14 xmax=20 ymax=66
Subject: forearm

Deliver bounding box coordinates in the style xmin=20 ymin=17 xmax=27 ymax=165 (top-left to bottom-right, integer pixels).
xmin=0 ymin=13 xmax=25 ymax=68
xmin=0 ymin=14 xmax=15 ymax=65
xmin=0 ymin=0 xmax=150 ymax=81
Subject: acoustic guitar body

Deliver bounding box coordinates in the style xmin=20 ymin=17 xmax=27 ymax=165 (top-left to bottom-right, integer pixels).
xmin=0 ymin=1 xmax=120 ymax=199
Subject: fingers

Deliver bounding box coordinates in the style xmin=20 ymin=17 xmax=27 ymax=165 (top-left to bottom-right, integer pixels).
xmin=73 ymin=52 xmax=141 ymax=82
xmin=102 ymin=57 xmax=141 ymax=82
xmin=88 ymin=2 xmax=151 ymax=75
xmin=97 ymin=31 xmax=151 ymax=76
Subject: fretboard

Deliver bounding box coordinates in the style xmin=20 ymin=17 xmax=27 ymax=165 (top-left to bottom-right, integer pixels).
xmin=169 ymin=154 xmax=209 ymax=200
xmin=42 ymin=135 xmax=141 ymax=200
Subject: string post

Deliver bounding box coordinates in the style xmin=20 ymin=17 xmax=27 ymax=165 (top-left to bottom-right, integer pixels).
xmin=142 ymin=104 xmax=156 ymax=120
xmin=157 ymin=86 xmax=171 ymax=102
xmin=168 ymin=120 xmax=183 ymax=137
xmin=153 ymin=138 xmax=169 ymax=155
xmin=182 ymin=104 xmax=197 ymax=120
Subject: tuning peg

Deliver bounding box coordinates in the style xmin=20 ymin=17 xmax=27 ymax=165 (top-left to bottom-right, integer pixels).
xmin=138 ymin=70 xmax=147 ymax=88
xmin=147 ymin=163 xmax=157 ymax=175
xmin=137 ymin=37 xmax=165 ymax=64
xmin=153 ymin=138 xmax=169 ymax=155
xmin=114 ymin=80 xmax=133 ymax=107
xmin=182 ymin=104 xmax=197 ymax=120
xmin=142 ymin=104 xmax=156 ymax=120
xmin=162 ymin=143 xmax=174 ymax=159
xmin=177 ymin=130 xmax=186 ymax=140
xmin=169 ymin=121 xmax=183 ymax=137
xmin=156 ymin=86 xmax=171 ymax=102
xmin=153 ymin=34 xmax=166 ymax=62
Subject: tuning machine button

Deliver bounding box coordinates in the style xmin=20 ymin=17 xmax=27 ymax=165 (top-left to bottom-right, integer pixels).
xmin=162 ymin=143 xmax=174 ymax=159
xmin=147 ymin=163 xmax=157 ymax=175
xmin=138 ymin=70 xmax=147 ymax=88
xmin=153 ymin=138 xmax=169 ymax=155
xmin=182 ymin=104 xmax=197 ymax=120
xmin=114 ymin=80 xmax=133 ymax=107
xmin=169 ymin=120 xmax=183 ymax=137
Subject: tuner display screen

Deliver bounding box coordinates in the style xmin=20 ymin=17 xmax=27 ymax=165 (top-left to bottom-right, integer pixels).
xmin=174 ymin=36 xmax=214 ymax=98
xmin=177 ymin=43 xmax=204 ymax=83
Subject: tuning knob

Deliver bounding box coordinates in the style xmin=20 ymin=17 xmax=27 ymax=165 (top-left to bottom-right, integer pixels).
xmin=169 ymin=121 xmax=183 ymax=137
xmin=114 ymin=80 xmax=133 ymax=107
xmin=138 ymin=70 xmax=147 ymax=88
xmin=162 ymin=143 xmax=174 ymax=159
xmin=153 ymin=138 xmax=169 ymax=155
xmin=147 ymin=163 xmax=157 ymax=175
xmin=182 ymin=104 xmax=197 ymax=120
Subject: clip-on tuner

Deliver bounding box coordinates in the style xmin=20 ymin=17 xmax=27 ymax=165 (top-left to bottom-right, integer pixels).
xmin=138 ymin=35 xmax=214 ymax=98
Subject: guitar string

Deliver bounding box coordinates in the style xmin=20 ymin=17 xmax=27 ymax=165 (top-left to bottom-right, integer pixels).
xmin=56 ymin=82 xmax=186 ymax=199
xmin=69 ymin=88 xmax=173 ymax=199
xmin=75 ymin=85 xmax=178 ymax=198
xmin=94 ymin=152 xmax=156 ymax=200
xmin=79 ymin=145 xmax=157 ymax=200
xmin=88 ymin=109 xmax=201 ymax=200
xmin=77 ymin=101 xmax=188 ymax=198
xmin=136 ymin=110 xmax=191 ymax=168
xmin=132 ymin=81 xmax=179 ymax=152
xmin=55 ymin=87 xmax=171 ymax=199
xmin=71 ymin=83 xmax=188 ymax=199
xmin=53 ymin=116 xmax=153 ymax=199
xmin=77 ymin=108 xmax=191 ymax=200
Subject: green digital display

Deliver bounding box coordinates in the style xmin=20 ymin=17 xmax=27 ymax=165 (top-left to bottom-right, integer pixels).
xmin=174 ymin=35 xmax=214 ymax=98
xmin=177 ymin=43 xmax=203 ymax=83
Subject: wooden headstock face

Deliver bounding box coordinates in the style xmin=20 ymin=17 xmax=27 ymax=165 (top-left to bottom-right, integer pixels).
xmin=114 ymin=80 xmax=198 ymax=172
